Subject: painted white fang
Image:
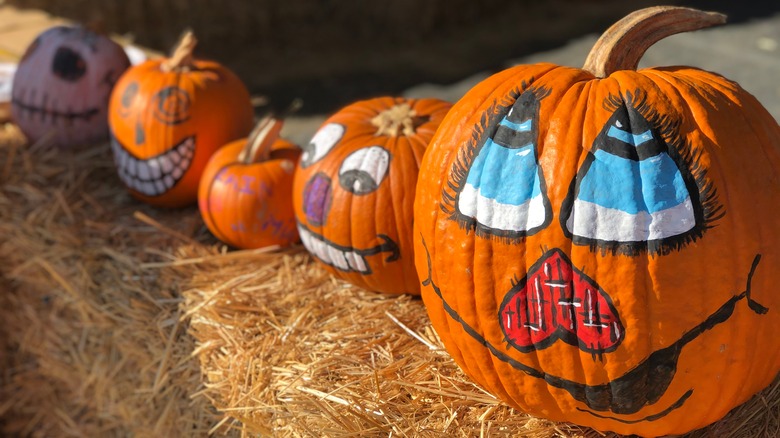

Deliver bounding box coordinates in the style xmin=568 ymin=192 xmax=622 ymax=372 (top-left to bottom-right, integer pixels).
xmin=126 ymin=157 xmax=137 ymax=177
xmin=147 ymin=158 xmax=163 ymax=179
xmin=297 ymin=225 xmax=371 ymax=274
xmin=158 ymin=156 xmax=173 ymax=173
xmin=137 ymin=160 xmax=151 ymax=180
xmin=327 ymin=246 xmax=349 ymax=270
xmin=345 ymin=252 xmax=367 ymax=273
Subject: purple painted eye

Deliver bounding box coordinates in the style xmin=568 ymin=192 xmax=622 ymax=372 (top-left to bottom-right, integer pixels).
xmin=303 ymin=172 xmax=332 ymax=226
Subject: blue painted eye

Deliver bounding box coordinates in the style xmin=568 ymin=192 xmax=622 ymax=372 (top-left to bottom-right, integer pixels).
xmin=450 ymin=87 xmax=552 ymax=241
xmin=560 ymin=95 xmax=720 ymax=256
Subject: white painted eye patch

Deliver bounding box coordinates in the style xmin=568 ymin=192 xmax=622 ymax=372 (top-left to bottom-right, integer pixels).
xmin=338 ymin=146 xmax=391 ymax=195
xmin=301 ymin=123 xmax=344 ymax=168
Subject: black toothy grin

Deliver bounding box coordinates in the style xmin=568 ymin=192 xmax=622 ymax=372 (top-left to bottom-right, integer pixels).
xmin=297 ymin=222 xmax=399 ymax=275
xmin=12 ymin=92 xmax=99 ymax=124
xmin=110 ymin=134 xmax=195 ymax=197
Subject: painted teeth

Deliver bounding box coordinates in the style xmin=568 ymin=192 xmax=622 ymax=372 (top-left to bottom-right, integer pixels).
xmin=298 ymin=225 xmax=369 ymax=274
xmin=111 ymin=136 xmax=195 ymax=197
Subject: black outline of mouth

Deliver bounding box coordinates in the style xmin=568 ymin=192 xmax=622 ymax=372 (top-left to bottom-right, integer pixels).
xmin=110 ymin=134 xmax=195 ymax=197
xmin=297 ymin=221 xmax=399 ymax=275
xmin=419 ymin=236 xmax=768 ymax=422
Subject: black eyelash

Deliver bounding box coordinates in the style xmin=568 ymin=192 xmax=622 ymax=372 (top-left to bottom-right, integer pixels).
xmin=440 ymin=80 xmax=550 ymax=245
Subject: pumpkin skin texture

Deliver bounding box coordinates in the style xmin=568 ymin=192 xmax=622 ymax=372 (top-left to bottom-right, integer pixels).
xmin=293 ymin=97 xmax=452 ymax=295
xmin=198 ymin=117 xmax=300 ymax=249
xmin=108 ymin=33 xmax=253 ymax=207
xmin=413 ymin=7 xmax=779 ymax=437
xmin=11 ymin=25 xmax=130 ymax=147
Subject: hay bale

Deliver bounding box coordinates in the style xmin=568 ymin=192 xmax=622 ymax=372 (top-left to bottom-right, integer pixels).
xmin=0 ymin=124 xmax=776 ymax=436
xmin=178 ymin=241 xmax=779 ymax=436
xmin=0 ymin=128 xmax=223 ymax=436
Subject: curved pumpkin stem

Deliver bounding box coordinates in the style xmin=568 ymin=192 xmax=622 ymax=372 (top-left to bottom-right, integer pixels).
xmin=371 ymin=103 xmax=428 ymax=137
xmin=238 ymin=116 xmax=284 ymax=164
xmin=238 ymin=100 xmax=302 ymax=163
xmin=583 ymin=6 xmax=726 ymax=78
xmin=161 ymin=30 xmax=197 ymax=72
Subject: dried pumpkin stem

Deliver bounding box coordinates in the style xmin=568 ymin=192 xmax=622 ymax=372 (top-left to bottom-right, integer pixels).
xmin=583 ymin=6 xmax=726 ymax=78
xmin=161 ymin=30 xmax=197 ymax=72
xmin=371 ymin=103 xmax=428 ymax=137
xmin=239 ymin=100 xmax=301 ymax=163
xmin=239 ymin=116 xmax=283 ymax=164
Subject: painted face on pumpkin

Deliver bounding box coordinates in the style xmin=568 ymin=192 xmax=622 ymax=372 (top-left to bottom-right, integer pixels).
xmin=11 ymin=26 xmax=130 ymax=147
xmin=296 ymin=124 xmax=399 ymax=274
xmin=424 ymin=84 xmax=769 ymax=423
xmin=110 ymin=80 xmax=196 ymax=197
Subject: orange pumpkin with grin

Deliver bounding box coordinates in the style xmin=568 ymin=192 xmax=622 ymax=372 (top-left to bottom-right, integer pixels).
xmin=108 ymin=32 xmax=253 ymax=207
xmin=293 ymin=97 xmax=452 ymax=295
xmin=414 ymin=7 xmax=780 ymax=437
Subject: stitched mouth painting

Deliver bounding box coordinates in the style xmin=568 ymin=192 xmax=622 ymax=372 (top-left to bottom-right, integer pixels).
xmin=11 ymin=25 xmax=131 ymax=147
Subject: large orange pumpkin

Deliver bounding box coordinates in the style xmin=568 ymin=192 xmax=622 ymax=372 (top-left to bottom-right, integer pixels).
xmin=293 ymin=97 xmax=452 ymax=295
xmin=108 ymin=32 xmax=254 ymax=207
xmin=198 ymin=115 xmax=300 ymax=249
xmin=413 ymin=7 xmax=779 ymax=437
xmin=11 ymin=25 xmax=130 ymax=147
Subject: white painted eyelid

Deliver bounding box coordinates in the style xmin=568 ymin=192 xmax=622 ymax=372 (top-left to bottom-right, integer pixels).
xmin=302 ymin=123 xmax=344 ymax=166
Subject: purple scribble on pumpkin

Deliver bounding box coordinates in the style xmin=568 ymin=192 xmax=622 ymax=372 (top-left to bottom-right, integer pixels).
xmin=303 ymin=172 xmax=332 ymax=226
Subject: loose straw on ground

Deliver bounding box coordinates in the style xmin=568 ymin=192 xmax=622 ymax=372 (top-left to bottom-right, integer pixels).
xmin=0 ymin=131 xmax=226 ymax=436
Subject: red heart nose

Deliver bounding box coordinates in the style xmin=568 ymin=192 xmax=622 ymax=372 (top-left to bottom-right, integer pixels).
xmin=499 ymin=249 xmax=624 ymax=358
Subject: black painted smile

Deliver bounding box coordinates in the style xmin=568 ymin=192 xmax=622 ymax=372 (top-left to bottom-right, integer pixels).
xmin=110 ymin=134 xmax=195 ymax=197
xmin=298 ymin=222 xmax=400 ymax=275
xmin=420 ymin=237 xmax=768 ymax=423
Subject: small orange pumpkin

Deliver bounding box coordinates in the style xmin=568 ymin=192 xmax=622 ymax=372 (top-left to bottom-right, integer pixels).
xmin=198 ymin=115 xmax=300 ymax=249
xmin=414 ymin=7 xmax=779 ymax=437
xmin=108 ymin=32 xmax=253 ymax=207
xmin=11 ymin=25 xmax=130 ymax=147
xmin=292 ymin=97 xmax=452 ymax=295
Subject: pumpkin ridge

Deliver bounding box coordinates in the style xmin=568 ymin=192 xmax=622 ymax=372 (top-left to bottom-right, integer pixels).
xmin=203 ymin=161 xmax=244 ymax=244
xmin=634 ymin=74 xmax=728 ymax=231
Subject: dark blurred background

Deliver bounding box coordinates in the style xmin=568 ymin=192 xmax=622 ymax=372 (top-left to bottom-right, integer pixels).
xmin=8 ymin=0 xmax=780 ymax=115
